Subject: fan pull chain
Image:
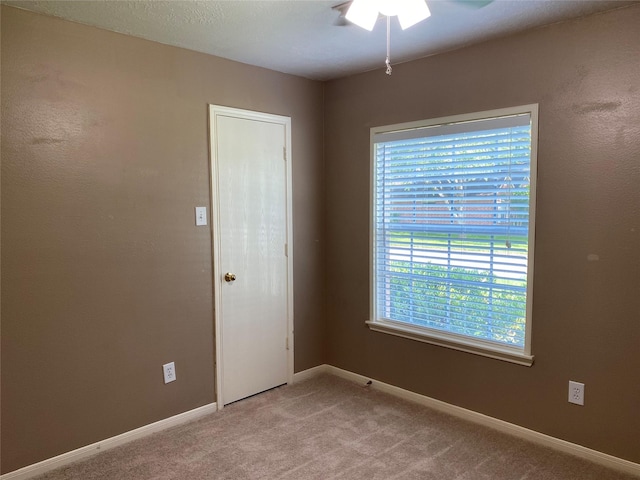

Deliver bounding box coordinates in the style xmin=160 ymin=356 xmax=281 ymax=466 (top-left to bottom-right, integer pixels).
xmin=385 ymin=15 xmax=392 ymax=75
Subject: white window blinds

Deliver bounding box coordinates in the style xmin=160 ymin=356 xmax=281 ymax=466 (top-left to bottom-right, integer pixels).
xmin=372 ymin=109 xmax=536 ymax=355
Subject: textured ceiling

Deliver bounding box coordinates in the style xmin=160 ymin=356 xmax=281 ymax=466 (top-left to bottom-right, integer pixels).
xmin=4 ymin=0 xmax=636 ymax=80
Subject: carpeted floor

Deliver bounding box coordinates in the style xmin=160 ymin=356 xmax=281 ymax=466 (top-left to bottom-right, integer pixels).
xmin=34 ymin=374 xmax=637 ymax=479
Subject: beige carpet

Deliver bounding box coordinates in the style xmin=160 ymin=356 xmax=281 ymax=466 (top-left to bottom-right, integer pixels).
xmin=34 ymin=374 xmax=636 ymax=479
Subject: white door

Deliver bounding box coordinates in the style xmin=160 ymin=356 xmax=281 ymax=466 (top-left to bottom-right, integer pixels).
xmin=209 ymin=106 xmax=293 ymax=407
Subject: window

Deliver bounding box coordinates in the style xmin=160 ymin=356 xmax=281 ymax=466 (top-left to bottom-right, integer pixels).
xmin=368 ymin=105 xmax=538 ymax=366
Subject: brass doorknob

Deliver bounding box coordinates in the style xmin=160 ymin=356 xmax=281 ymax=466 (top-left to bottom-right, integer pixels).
xmin=224 ymin=273 xmax=236 ymax=282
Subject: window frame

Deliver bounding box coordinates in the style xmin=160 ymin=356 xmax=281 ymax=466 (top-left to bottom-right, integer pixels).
xmin=367 ymin=104 xmax=538 ymax=366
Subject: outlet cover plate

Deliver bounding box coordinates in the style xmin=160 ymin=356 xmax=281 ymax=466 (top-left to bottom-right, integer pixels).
xmin=163 ymin=362 xmax=176 ymax=384
xmin=568 ymin=380 xmax=584 ymax=405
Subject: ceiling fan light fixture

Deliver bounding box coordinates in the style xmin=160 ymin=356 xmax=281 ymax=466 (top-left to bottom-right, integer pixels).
xmin=344 ymin=0 xmax=432 ymax=75
xmin=377 ymin=0 xmax=400 ymax=17
xmin=397 ymin=0 xmax=431 ymax=30
xmin=345 ymin=0 xmax=379 ymax=31
xmin=345 ymin=0 xmax=431 ymax=31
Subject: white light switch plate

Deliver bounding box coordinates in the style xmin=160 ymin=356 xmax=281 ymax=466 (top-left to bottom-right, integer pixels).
xmin=195 ymin=207 xmax=207 ymax=226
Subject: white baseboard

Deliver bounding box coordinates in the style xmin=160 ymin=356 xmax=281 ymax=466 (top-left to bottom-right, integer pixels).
xmin=298 ymin=364 xmax=639 ymax=478
xmin=292 ymin=364 xmax=331 ymax=383
xmin=1 ymin=402 xmax=217 ymax=480
xmin=6 ymin=365 xmax=639 ymax=479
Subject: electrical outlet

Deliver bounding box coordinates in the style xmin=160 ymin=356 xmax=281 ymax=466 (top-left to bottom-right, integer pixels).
xmin=568 ymin=380 xmax=584 ymax=406
xmin=163 ymin=362 xmax=176 ymax=384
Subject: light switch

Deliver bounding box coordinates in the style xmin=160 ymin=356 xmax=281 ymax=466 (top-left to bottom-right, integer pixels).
xmin=195 ymin=207 xmax=207 ymax=226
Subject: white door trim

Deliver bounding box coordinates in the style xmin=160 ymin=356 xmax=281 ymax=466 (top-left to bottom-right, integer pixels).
xmin=208 ymin=105 xmax=294 ymax=409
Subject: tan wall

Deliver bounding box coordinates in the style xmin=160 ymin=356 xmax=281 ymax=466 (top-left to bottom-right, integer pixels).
xmin=3 ymin=2 xmax=640 ymax=474
xmin=0 ymin=6 xmax=325 ymax=473
xmin=324 ymin=5 xmax=640 ymax=464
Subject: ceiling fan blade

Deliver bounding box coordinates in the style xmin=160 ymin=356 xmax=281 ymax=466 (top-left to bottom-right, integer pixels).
xmin=450 ymin=0 xmax=494 ymax=8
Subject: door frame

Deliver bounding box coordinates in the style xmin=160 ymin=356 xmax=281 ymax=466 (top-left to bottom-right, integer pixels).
xmin=208 ymin=105 xmax=294 ymax=409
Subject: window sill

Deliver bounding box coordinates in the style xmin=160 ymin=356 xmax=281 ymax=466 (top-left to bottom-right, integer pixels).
xmin=366 ymin=319 xmax=534 ymax=367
